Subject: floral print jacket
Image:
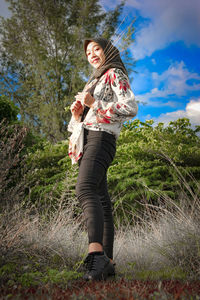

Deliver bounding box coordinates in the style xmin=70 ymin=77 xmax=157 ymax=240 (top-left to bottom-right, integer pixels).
xmin=68 ymin=68 xmax=138 ymax=164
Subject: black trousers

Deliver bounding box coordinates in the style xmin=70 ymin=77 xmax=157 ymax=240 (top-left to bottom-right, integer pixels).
xmin=76 ymin=128 xmax=116 ymax=259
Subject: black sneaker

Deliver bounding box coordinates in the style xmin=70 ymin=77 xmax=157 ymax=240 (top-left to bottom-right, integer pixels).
xmin=83 ymin=252 xmax=115 ymax=281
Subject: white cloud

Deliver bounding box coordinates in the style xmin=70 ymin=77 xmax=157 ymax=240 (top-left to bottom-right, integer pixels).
xmin=155 ymin=98 xmax=200 ymax=126
xmin=153 ymin=61 xmax=200 ymax=96
xmin=101 ymin=0 xmax=200 ymax=58
xmin=135 ymin=61 xmax=200 ymax=104
xmin=127 ymin=0 xmax=200 ymax=59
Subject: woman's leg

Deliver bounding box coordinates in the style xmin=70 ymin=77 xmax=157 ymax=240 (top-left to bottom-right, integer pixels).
xmin=99 ymin=174 xmax=114 ymax=259
xmin=75 ymin=130 xmax=116 ymax=280
xmin=76 ymin=151 xmax=106 ymax=249
xmin=76 ymin=130 xmax=116 ymax=254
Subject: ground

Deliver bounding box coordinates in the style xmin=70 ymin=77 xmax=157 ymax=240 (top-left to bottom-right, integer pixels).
xmin=1 ymin=279 xmax=200 ymax=299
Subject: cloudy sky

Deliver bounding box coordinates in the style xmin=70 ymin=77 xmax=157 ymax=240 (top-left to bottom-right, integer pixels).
xmin=1 ymin=0 xmax=200 ymax=126
xmin=101 ymin=0 xmax=200 ymax=126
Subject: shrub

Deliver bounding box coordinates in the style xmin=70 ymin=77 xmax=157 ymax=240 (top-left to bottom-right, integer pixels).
xmin=0 ymin=95 xmax=19 ymax=123
xmin=23 ymin=139 xmax=75 ymax=208
xmin=0 ymin=120 xmax=29 ymax=206
xmin=108 ymin=118 xmax=200 ymax=220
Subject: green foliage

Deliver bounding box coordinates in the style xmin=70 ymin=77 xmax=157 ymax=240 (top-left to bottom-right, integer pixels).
xmin=1 ymin=115 xmax=199 ymax=219
xmin=108 ymin=118 xmax=200 ymax=219
xmin=135 ymin=267 xmax=187 ymax=281
xmin=0 ymin=99 xmax=45 ymax=206
xmin=0 ymin=0 xmax=130 ymax=142
xmin=0 ymin=263 xmax=82 ymax=288
xmin=18 ymin=271 xmax=44 ymax=287
xmin=44 ymin=268 xmax=82 ymax=284
xmin=23 ymin=139 xmax=77 ymax=208
xmin=0 ymin=95 xmax=19 ymax=123
xmin=119 ymin=18 xmax=136 ymax=75
xmin=17 ymin=269 xmax=82 ymax=287
xmin=23 ymin=117 xmax=200 ymax=218
xmin=0 ymin=120 xmax=29 ymax=205
xmin=0 ymin=101 xmax=76 ymax=208
xmin=0 ymin=263 xmax=17 ymax=277
xmin=121 ymin=264 xmax=187 ymax=281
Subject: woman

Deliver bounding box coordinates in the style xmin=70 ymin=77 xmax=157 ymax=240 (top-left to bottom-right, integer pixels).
xmin=68 ymin=37 xmax=138 ymax=280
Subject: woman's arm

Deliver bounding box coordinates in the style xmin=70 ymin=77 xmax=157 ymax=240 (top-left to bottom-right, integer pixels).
xmin=70 ymin=100 xmax=84 ymax=121
xmin=92 ymin=68 xmax=138 ymax=124
xmin=68 ymin=101 xmax=84 ymax=132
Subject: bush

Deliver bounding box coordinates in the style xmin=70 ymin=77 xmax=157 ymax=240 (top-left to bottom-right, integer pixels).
xmin=0 ymin=120 xmax=29 ymax=206
xmin=0 ymin=97 xmax=45 ymax=206
xmin=108 ymin=118 xmax=200 ymax=220
xmin=1 ymin=115 xmax=200 ymax=219
xmin=23 ymin=139 xmax=74 ymax=208
xmin=0 ymin=95 xmax=19 ymax=123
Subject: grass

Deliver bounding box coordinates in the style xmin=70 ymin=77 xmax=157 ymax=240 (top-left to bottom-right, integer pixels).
xmin=0 ymin=177 xmax=200 ymax=298
xmin=114 ymin=197 xmax=200 ymax=281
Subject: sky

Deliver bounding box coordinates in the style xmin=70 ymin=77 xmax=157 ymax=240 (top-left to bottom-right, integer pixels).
xmin=1 ymin=0 xmax=200 ymax=127
xmin=100 ymin=0 xmax=200 ymax=127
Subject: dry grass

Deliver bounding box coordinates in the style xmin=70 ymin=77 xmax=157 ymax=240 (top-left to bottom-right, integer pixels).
xmin=114 ymin=197 xmax=200 ymax=279
xmin=0 ymin=202 xmax=87 ymax=270
xmin=1 ymin=183 xmax=200 ymax=282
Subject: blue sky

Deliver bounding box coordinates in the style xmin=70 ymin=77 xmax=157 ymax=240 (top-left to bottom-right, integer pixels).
xmin=101 ymin=0 xmax=200 ymax=126
xmin=1 ymin=0 xmax=200 ymax=127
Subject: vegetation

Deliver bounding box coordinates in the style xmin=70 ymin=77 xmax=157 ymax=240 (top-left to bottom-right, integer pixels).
xmin=0 ymin=1 xmax=200 ymax=298
xmin=1 ymin=97 xmax=200 ymax=218
xmin=0 ymin=95 xmax=19 ymax=123
xmin=0 ymin=0 xmax=129 ymax=142
xmin=0 ymin=180 xmax=200 ymax=298
xmin=0 ymin=96 xmax=43 ymax=206
xmin=1 ymin=99 xmax=200 ymax=298
xmin=109 ymin=118 xmax=200 ymax=221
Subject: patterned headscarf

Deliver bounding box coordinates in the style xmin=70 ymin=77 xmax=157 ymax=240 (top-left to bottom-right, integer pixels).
xmin=81 ymin=37 xmax=128 ymax=121
xmin=68 ymin=38 xmax=128 ymax=164
xmin=84 ymin=37 xmax=128 ymax=81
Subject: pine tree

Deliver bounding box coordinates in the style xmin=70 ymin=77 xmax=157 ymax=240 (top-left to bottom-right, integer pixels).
xmin=0 ymin=0 xmax=127 ymax=141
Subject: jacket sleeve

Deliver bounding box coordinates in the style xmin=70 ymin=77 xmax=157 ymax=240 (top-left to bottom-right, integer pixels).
xmin=92 ymin=68 xmax=138 ymax=124
xmin=68 ymin=115 xmax=81 ymax=133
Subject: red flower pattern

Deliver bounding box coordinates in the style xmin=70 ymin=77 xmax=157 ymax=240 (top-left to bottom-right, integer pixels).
xmin=96 ymin=116 xmax=111 ymax=124
xmin=108 ymin=107 xmax=115 ymax=114
xmin=105 ymin=70 xmax=116 ymax=85
xmin=95 ymin=68 xmax=134 ymax=124
xmin=119 ymin=80 xmax=130 ymax=91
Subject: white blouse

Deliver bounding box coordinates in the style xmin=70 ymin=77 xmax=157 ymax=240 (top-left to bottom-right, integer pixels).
xmin=68 ymin=68 xmax=138 ymax=164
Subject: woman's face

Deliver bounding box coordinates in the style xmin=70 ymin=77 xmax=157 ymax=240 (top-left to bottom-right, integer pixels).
xmin=86 ymin=42 xmax=105 ymax=69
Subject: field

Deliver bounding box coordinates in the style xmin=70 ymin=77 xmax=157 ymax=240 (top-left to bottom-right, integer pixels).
xmin=1 ymin=114 xmax=200 ymax=299
xmin=1 ymin=190 xmax=200 ymax=299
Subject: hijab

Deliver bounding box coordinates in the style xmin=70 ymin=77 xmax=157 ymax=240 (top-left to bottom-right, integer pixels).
xmin=84 ymin=37 xmax=128 ymax=82
xmin=81 ymin=37 xmax=128 ymax=121
xmin=69 ymin=38 xmax=128 ymax=162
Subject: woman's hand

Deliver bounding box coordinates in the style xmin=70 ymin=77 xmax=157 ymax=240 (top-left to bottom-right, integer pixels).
xmin=70 ymin=100 xmax=84 ymax=121
xmin=75 ymin=92 xmax=95 ymax=108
